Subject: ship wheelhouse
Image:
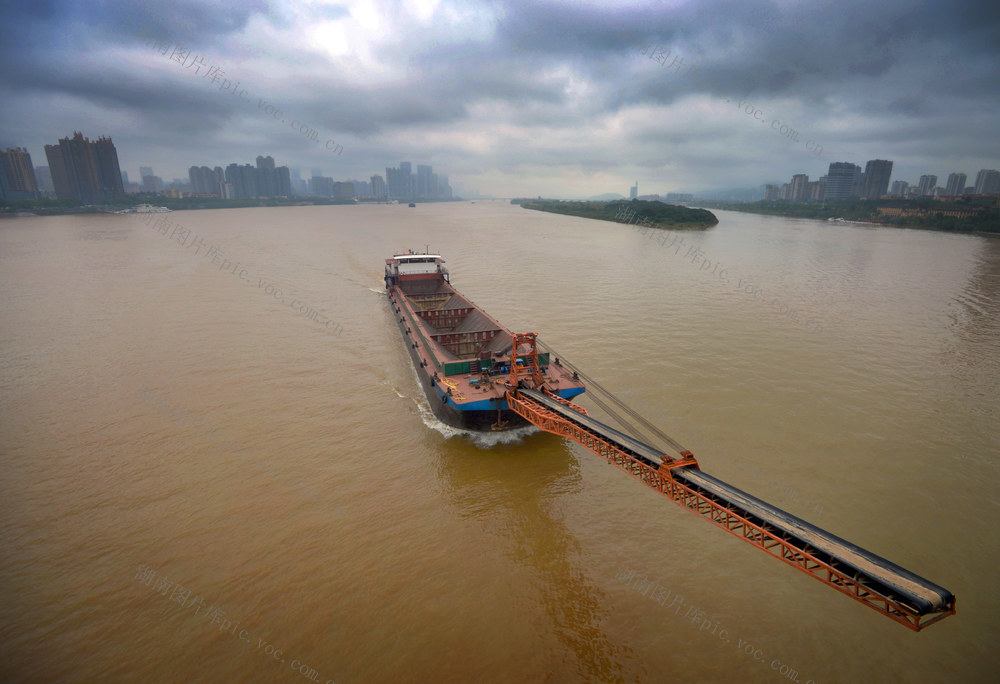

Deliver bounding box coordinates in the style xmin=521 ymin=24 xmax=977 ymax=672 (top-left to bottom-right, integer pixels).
xmin=384 ymin=253 xmax=449 ymax=288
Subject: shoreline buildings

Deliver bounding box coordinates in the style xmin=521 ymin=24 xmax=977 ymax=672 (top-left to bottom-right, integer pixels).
xmin=765 ymin=159 xmax=998 ymax=202
xmin=0 ymin=147 xmax=41 ymax=200
xmin=384 ymin=162 xmax=452 ymax=201
xmin=41 ymin=132 xmax=124 ymax=202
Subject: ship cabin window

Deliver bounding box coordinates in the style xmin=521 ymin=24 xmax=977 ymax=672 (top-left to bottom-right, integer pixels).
xmin=396 ymin=256 xmax=444 ymax=276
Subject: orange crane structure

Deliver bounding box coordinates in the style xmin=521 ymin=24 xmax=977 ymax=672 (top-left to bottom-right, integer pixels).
xmin=503 ymin=332 xmax=956 ymax=632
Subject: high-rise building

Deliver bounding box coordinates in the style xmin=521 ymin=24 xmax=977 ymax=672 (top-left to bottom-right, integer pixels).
xmin=813 ymin=175 xmax=827 ymax=201
xmin=309 ymin=175 xmax=334 ymax=197
xmin=917 ymin=175 xmax=937 ymax=196
xmin=399 ymin=162 xmax=413 ymax=198
xmin=332 ymin=181 xmax=354 ymax=200
xmin=188 ymin=165 xmax=226 ymax=196
xmin=386 ymin=164 xmax=414 ymax=199
xmin=385 ymin=167 xmax=400 ymax=199
xmin=973 ymin=169 xmax=1000 ymax=194
xmin=210 ymin=167 xmax=222 ymax=195
xmin=92 ymin=136 xmax=124 ymax=197
xmin=241 ymin=164 xmax=258 ymax=198
xmin=890 ymin=180 xmax=909 ymax=197
xmin=789 ymin=174 xmax=809 ymax=202
xmin=142 ymin=174 xmax=163 ymax=194
xmin=825 ymin=163 xmax=862 ymax=200
xmin=57 ymin=132 xmax=99 ymax=201
xmin=189 ymin=166 xmax=208 ymax=195
xmin=944 ymin=173 xmax=967 ymax=196
xmin=205 ymin=159 xmax=289 ymax=198
xmin=629 ymin=181 xmax=638 ymax=199
xmin=0 ymin=147 xmax=40 ymax=199
xmin=275 ymin=166 xmax=292 ymax=197
xmin=226 ymin=163 xmax=259 ymax=198
xmin=860 ymin=159 xmax=893 ymax=198
xmin=256 ymin=155 xmax=277 ymax=197
xmin=383 ymin=163 xmax=451 ymax=200
xmin=763 ymin=184 xmax=779 ymax=201
xmin=44 ymin=145 xmax=72 ymax=199
xmin=42 ymin=132 xmax=123 ymax=202
xmin=371 ymin=174 xmax=387 ymax=200
xmin=349 ymin=179 xmax=371 ymax=196
xmin=137 ymin=165 xmax=162 ymax=194
xmin=416 ymin=164 xmax=432 ymax=198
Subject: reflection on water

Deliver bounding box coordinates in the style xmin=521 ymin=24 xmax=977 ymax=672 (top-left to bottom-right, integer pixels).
xmin=945 ymin=236 xmax=1000 ymax=423
xmin=437 ymin=433 xmax=644 ymax=682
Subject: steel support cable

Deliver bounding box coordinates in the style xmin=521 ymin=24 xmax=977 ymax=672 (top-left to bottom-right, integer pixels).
xmin=538 ymin=339 xmax=690 ymax=456
xmin=539 ymin=340 xmax=659 ymax=438
xmin=579 ymin=390 xmax=660 ymax=449
xmin=537 ymin=340 xmax=649 ymax=419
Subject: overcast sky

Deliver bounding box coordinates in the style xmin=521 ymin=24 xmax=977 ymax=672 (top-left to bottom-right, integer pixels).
xmin=2 ymin=0 xmax=998 ymax=198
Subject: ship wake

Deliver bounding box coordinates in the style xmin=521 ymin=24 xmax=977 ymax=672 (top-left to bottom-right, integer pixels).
xmin=398 ymin=365 xmax=539 ymax=448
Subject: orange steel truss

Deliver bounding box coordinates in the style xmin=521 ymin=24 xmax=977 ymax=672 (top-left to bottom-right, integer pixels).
xmin=540 ymin=391 xmax=591 ymax=417
xmin=508 ymin=332 xmax=545 ymax=389
xmin=505 ymin=388 xmax=956 ymax=631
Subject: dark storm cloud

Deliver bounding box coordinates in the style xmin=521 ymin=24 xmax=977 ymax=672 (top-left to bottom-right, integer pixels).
xmin=1 ymin=0 xmax=998 ymax=196
xmin=0 ymin=0 xmax=271 ymax=51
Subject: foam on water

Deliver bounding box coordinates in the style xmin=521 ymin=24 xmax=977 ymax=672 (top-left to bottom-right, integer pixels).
xmin=399 ymin=361 xmax=540 ymax=448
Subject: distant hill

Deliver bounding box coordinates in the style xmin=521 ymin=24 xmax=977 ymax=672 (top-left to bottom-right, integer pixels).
xmin=586 ymin=193 xmax=628 ymax=201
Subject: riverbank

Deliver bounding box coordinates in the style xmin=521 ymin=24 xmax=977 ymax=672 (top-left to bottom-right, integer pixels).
xmin=698 ymin=198 xmax=1000 ymax=234
xmin=513 ymin=199 xmax=718 ymax=229
xmin=0 ymin=195 xmax=463 ymax=217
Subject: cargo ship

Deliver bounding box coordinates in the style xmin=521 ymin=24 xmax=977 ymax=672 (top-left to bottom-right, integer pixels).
xmin=385 ymin=252 xmax=586 ymax=430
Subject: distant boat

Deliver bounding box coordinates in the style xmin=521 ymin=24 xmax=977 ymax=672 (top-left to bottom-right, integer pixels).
xmin=408 ymin=202 xmax=416 ymax=207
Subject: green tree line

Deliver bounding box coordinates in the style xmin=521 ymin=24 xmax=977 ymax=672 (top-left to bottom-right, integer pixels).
xmin=513 ymin=198 xmax=718 ymax=228
xmin=699 ymin=198 xmax=999 ymax=233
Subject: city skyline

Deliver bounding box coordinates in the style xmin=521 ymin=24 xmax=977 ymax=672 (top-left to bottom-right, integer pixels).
xmin=762 ymin=159 xmax=999 ymax=203
xmin=6 ymin=129 xmax=996 ymax=204
xmin=1 ymin=1 xmax=998 ymax=199
xmin=1 ymin=126 xmax=458 ymax=202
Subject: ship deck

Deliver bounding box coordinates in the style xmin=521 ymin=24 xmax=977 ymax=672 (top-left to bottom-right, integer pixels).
xmin=389 ymin=275 xmax=585 ymax=414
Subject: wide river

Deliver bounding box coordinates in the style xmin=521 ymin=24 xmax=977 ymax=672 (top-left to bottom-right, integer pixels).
xmin=1 ymin=202 xmax=997 ymax=683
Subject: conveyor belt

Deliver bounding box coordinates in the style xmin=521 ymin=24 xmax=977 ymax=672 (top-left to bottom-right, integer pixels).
xmin=522 ymin=389 xmax=669 ymax=463
xmin=519 ymin=388 xmax=954 ymax=619
xmin=672 ymin=468 xmax=953 ymax=614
